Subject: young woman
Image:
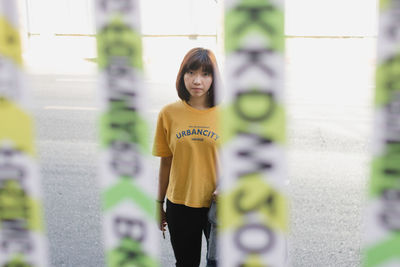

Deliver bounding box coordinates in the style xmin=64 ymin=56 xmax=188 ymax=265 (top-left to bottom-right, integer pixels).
xmin=152 ymin=47 xmax=220 ymax=267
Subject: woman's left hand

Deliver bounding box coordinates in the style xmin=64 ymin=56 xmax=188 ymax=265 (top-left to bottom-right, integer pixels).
xmin=212 ymin=189 xmax=219 ymax=202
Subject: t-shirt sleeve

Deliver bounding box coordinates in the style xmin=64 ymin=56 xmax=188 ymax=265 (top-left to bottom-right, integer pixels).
xmin=152 ymin=110 xmax=173 ymax=157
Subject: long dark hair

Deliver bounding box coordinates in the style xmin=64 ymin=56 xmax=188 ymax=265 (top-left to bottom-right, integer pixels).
xmin=176 ymin=48 xmax=221 ymax=107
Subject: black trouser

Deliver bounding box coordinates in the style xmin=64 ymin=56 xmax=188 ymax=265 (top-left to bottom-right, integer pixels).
xmin=166 ymin=199 xmax=211 ymax=267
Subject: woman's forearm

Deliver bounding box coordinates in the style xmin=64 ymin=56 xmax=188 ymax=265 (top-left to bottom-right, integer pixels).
xmin=158 ymin=156 xmax=172 ymax=201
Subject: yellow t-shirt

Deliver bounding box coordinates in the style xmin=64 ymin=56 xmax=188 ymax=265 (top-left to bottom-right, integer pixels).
xmin=152 ymin=100 xmax=219 ymax=208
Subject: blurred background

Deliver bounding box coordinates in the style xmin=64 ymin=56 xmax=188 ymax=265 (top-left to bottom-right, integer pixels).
xmin=12 ymin=0 xmax=378 ymax=266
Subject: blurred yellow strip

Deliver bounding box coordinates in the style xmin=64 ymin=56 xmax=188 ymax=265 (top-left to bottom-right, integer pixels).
xmin=0 ymin=16 xmax=22 ymax=65
xmin=0 ymin=100 xmax=34 ymax=155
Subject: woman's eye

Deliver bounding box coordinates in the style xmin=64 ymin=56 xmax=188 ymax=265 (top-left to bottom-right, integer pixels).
xmin=204 ymin=73 xmax=209 ymax=76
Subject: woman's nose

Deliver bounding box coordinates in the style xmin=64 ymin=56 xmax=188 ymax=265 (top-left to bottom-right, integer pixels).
xmin=193 ymin=75 xmax=201 ymax=84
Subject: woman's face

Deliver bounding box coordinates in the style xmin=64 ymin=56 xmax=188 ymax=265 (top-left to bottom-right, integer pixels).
xmin=183 ymin=68 xmax=213 ymax=100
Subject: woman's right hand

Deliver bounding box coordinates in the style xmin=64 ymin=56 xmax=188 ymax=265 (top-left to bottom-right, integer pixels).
xmin=158 ymin=203 xmax=167 ymax=232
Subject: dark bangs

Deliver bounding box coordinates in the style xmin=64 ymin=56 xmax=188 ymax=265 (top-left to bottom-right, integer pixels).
xmin=185 ymin=50 xmax=214 ymax=75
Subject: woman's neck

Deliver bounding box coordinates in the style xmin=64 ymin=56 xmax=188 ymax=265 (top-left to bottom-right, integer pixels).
xmin=187 ymin=97 xmax=209 ymax=110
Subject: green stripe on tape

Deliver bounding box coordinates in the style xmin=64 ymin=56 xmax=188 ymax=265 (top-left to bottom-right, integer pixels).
xmin=220 ymin=174 xmax=287 ymax=231
xmin=365 ymin=234 xmax=400 ymax=267
xmin=0 ymin=180 xmax=44 ymax=232
xmin=103 ymin=179 xmax=155 ymax=220
xmin=375 ymin=51 xmax=400 ymax=107
xmin=221 ymin=104 xmax=286 ymax=145
xmin=225 ymin=0 xmax=284 ymax=53
xmin=99 ymin=107 xmax=150 ymax=153
xmin=380 ymin=0 xmax=392 ymax=11
xmin=97 ymin=16 xmax=143 ymax=70
xmin=240 ymin=255 xmax=265 ymax=266
xmin=370 ymin=156 xmax=400 ymax=197
xmin=3 ymin=255 xmax=30 ymax=267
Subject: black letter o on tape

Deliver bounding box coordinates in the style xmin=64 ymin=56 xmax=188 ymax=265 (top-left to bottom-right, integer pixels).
xmin=234 ymin=223 xmax=275 ymax=254
xmin=234 ymin=91 xmax=275 ymax=122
